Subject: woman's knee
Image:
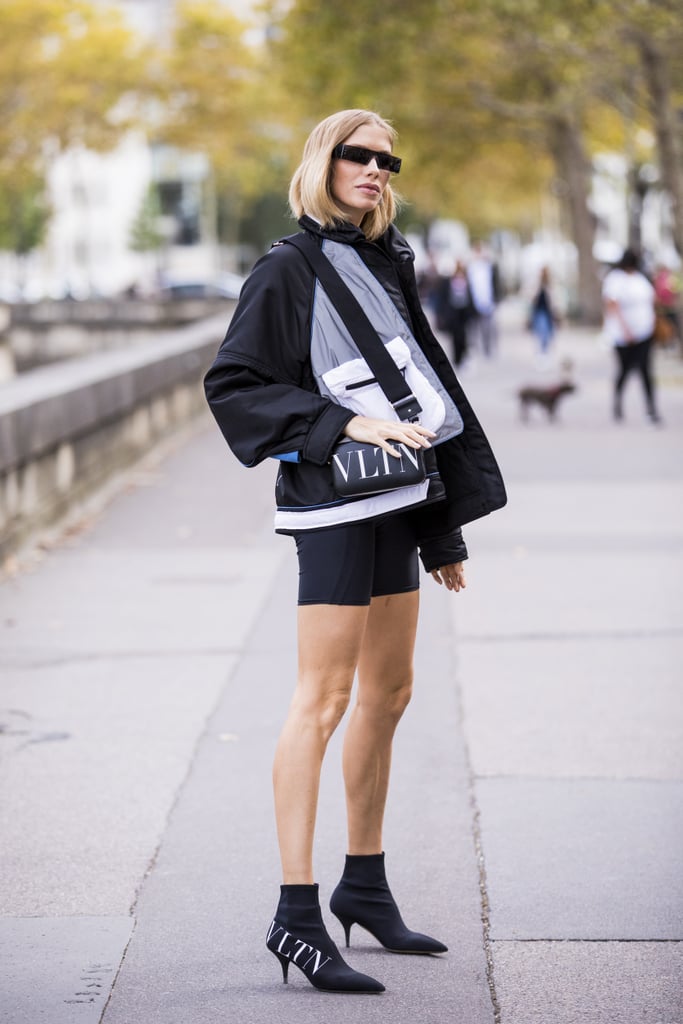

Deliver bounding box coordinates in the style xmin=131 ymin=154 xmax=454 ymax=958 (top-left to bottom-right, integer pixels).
xmin=360 ymin=669 xmax=414 ymax=724
xmin=390 ymin=676 xmax=414 ymax=719
xmin=291 ymin=675 xmax=353 ymax=741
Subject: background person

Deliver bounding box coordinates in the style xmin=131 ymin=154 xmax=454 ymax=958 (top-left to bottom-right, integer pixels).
xmin=602 ymin=247 xmax=660 ymax=424
xmin=528 ymin=266 xmax=559 ymax=359
xmin=434 ymin=259 xmax=474 ymax=367
xmin=204 ymin=109 xmax=506 ymax=995
xmin=466 ymin=240 xmax=500 ymax=357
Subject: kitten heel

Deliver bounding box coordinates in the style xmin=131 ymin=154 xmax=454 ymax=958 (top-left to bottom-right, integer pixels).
xmin=330 ymin=853 xmax=448 ymax=955
xmin=270 ymin=949 xmax=290 ymax=983
xmin=266 ymin=883 xmax=385 ymax=993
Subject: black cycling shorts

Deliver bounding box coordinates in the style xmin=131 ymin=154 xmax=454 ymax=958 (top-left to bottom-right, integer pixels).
xmin=293 ymin=513 xmax=419 ymax=606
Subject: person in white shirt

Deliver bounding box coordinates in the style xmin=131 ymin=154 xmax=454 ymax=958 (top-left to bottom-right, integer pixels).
xmin=602 ymin=248 xmax=660 ymax=423
xmin=466 ymin=241 xmax=500 ymax=357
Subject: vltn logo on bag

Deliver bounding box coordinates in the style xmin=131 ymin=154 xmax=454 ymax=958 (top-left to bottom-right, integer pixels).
xmin=332 ymin=443 xmax=421 ymax=483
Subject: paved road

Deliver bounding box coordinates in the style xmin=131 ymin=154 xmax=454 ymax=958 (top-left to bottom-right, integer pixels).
xmin=1 ymin=304 xmax=682 ymax=1023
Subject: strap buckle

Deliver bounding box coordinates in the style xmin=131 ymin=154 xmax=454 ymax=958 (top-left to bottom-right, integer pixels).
xmin=393 ymin=395 xmax=422 ymax=422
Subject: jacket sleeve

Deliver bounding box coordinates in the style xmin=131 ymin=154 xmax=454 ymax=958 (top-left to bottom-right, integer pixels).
xmin=408 ymin=500 xmax=468 ymax=572
xmin=204 ymin=245 xmax=356 ymax=467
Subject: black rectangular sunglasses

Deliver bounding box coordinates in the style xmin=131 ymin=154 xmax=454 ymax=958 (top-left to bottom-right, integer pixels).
xmin=332 ymin=144 xmax=402 ymax=174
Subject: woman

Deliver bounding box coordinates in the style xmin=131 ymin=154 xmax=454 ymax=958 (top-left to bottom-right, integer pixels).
xmin=204 ymin=110 xmax=506 ymax=994
xmin=603 ymin=248 xmax=660 ymax=423
xmin=529 ymin=266 xmax=558 ymax=357
xmin=435 ymin=259 xmax=474 ymax=366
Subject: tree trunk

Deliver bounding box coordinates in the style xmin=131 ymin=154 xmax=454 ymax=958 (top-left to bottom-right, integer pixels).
xmin=636 ymin=32 xmax=683 ymax=355
xmin=549 ymin=114 xmax=602 ymax=324
xmin=637 ymin=32 xmax=683 ymax=259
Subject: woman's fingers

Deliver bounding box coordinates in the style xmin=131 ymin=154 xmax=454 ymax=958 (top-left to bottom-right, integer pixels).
xmin=390 ymin=424 xmax=435 ymax=449
xmin=343 ymin=416 xmax=436 ymax=455
xmin=431 ymin=563 xmax=467 ymax=592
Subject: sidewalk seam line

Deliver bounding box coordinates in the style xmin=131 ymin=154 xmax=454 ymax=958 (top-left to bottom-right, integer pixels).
xmin=124 ymin=650 xmax=241 ymax=919
xmin=490 ymin=938 xmax=683 ymax=944
xmin=452 ymin=645 xmax=502 ymax=1023
xmin=98 ymin=917 xmax=137 ymax=1024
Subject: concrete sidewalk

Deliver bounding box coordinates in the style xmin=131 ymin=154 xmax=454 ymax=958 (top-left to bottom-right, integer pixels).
xmin=1 ymin=306 xmax=681 ymax=1023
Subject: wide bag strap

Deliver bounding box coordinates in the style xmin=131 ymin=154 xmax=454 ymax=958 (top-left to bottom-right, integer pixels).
xmin=283 ymin=233 xmax=422 ymax=422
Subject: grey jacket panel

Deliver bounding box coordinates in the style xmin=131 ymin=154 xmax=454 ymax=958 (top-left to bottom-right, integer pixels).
xmin=308 ymin=239 xmax=463 ymax=442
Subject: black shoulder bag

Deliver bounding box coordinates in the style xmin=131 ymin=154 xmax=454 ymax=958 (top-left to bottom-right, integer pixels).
xmin=284 ymin=233 xmax=430 ymax=499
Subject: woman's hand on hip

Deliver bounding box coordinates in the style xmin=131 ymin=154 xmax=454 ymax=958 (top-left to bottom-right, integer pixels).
xmin=343 ymin=415 xmax=435 ymax=458
xmin=430 ymin=562 xmax=467 ymax=592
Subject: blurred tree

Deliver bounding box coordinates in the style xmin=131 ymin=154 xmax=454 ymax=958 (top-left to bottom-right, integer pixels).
xmin=614 ymin=0 xmax=683 ymax=258
xmin=150 ymin=1 xmax=286 ymax=249
xmin=222 ymin=190 xmax=292 ymax=262
xmin=129 ymin=182 xmax=166 ymax=279
xmin=130 ymin=185 xmax=164 ymax=253
xmin=264 ymin=0 xmax=605 ymax=317
xmin=0 ymin=0 xmax=149 ymax=181
xmin=264 ymin=0 xmax=682 ymax=321
xmin=0 ymin=174 xmax=51 ymax=264
xmin=0 ymin=0 xmax=151 ymax=293
xmin=454 ymin=0 xmax=610 ymax=321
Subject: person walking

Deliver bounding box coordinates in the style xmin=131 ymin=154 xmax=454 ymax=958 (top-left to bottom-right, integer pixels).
xmin=602 ymin=248 xmax=661 ymax=423
xmin=204 ymin=109 xmax=506 ymax=995
xmin=466 ymin=240 xmax=500 ymax=357
xmin=435 ymin=259 xmax=474 ymax=366
xmin=529 ymin=266 xmax=559 ymax=358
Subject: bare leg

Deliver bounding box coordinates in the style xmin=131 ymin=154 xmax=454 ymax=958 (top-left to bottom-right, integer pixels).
xmin=342 ymin=591 xmax=420 ymax=854
xmin=273 ymin=603 xmax=369 ymax=884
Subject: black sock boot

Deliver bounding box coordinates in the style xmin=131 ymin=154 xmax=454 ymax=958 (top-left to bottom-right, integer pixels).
xmin=266 ymin=883 xmax=385 ymax=993
xmin=329 ymin=852 xmax=448 ymax=955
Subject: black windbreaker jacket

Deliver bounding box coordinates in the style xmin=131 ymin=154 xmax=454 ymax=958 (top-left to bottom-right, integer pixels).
xmin=204 ymin=217 xmax=506 ymax=571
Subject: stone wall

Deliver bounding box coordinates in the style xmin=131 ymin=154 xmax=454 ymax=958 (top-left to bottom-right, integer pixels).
xmin=3 ymin=296 xmax=236 ymax=375
xmin=0 ymin=313 xmax=230 ymax=560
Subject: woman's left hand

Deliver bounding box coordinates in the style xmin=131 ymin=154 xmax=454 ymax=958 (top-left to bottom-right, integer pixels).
xmin=430 ymin=562 xmax=467 ymax=592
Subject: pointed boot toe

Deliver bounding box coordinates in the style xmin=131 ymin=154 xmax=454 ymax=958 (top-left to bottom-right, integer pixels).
xmin=266 ymin=884 xmax=385 ymax=993
xmin=330 ymin=853 xmax=447 ymax=956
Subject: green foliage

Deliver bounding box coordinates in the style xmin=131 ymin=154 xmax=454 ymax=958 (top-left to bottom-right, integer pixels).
xmin=129 ymin=185 xmax=164 ymax=253
xmin=0 ymin=0 xmax=149 ymax=178
xmin=0 ymin=0 xmax=150 ymax=256
xmin=0 ymin=173 xmax=51 ymax=256
xmin=232 ymin=190 xmax=293 ymax=252
xmin=1 ymin=0 xmax=680 ymax=266
xmin=261 ymin=0 xmax=681 ymax=236
xmin=154 ymin=1 xmax=280 ymax=198
xmin=261 ymin=0 xmax=566 ymax=229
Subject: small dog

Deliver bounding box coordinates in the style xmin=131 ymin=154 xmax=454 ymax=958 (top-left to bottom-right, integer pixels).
xmin=518 ymin=381 xmax=577 ymax=421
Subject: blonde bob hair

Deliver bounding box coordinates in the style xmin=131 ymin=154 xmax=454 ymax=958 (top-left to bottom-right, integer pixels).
xmin=289 ymin=110 xmax=400 ymax=241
